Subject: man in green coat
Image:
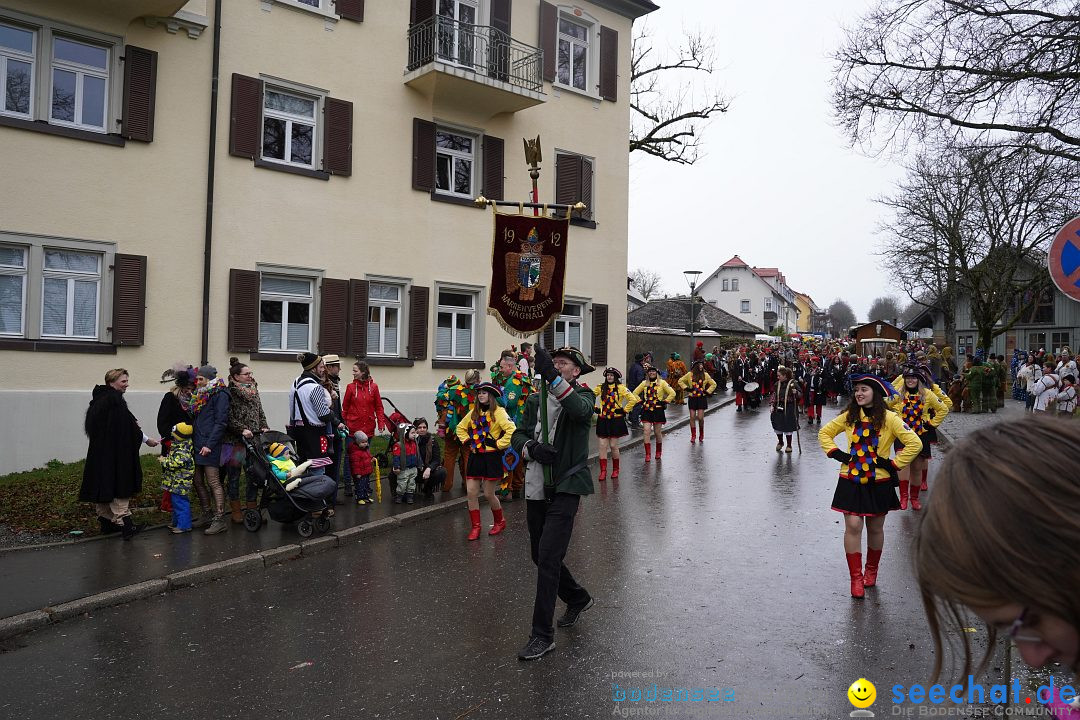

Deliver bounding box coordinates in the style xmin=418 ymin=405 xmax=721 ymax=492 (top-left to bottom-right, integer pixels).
xmin=511 ymin=345 xmax=595 ymax=661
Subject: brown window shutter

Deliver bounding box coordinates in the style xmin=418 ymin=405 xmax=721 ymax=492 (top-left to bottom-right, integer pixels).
xmin=121 ymin=46 xmax=157 ymax=142
xmin=228 ymin=269 xmax=260 ymax=352
xmin=410 ymin=0 xmax=435 ymax=25
xmin=581 ymin=157 xmax=594 ymax=219
xmin=412 ymin=117 xmax=436 ymax=192
xmin=323 ymin=97 xmax=353 ymax=176
xmin=539 ymin=1 xmax=557 ymax=83
xmin=482 ymin=134 xmax=504 ymax=200
xmin=319 ymin=278 xmax=349 ymax=355
xmin=555 ymin=153 xmax=581 ymax=205
xmin=229 ymin=74 xmax=263 ymax=159
xmin=542 ymin=323 xmax=555 ymax=349
xmin=348 ymin=278 xmax=370 ymax=358
xmin=591 ymin=303 xmax=608 ymax=366
xmin=599 ymin=26 xmax=618 ymax=102
xmin=336 ymin=0 xmax=364 ymax=21
xmin=408 ymin=285 xmax=430 ymax=360
xmin=111 ymin=253 xmax=147 ymax=346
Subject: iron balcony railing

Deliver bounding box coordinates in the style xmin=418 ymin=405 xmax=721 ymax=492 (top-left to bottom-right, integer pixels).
xmin=407 ymin=15 xmax=544 ymax=94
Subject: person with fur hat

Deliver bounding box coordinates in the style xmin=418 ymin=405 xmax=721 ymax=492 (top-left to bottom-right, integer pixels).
xmin=456 ymin=381 xmax=516 ymax=539
xmin=510 ymin=346 xmax=597 ymax=661
xmin=678 ymin=359 xmax=716 ymax=443
xmin=592 ymin=366 xmax=638 ymax=480
xmin=889 ymin=366 xmax=948 ymax=510
xmin=631 ymin=362 xmax=676 ymax=462
xmin=189 ymin=364 xmax=231 ymax=536
xmin=820 ymin=374 xmax=922 ymax=598
xmin=159 ymin=423 xmax=195 ymax=534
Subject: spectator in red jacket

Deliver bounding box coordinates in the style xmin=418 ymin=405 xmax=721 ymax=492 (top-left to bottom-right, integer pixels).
xmin=342 ymin=360 xmax=389 ymax=437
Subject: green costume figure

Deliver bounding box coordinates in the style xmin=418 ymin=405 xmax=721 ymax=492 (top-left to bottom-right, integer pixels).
xmin=965 ymin=359 xmax=986 ymax=414
xmin=492 ymin=358 xmax=535 ymax=498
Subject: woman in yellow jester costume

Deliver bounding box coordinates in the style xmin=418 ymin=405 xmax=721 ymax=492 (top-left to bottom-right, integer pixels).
xmin=632 ymin=363 xmax=676 ymax=462
xmin=678 ymin=359 xmax=716 ymax=444
xmin=889 ymin=365 xmax=948 ymax=510
xmin=456 ymin=382 xmax=516 ymax=540
xmin=819 ymin=373 xmax=922 ymax=598
xmin=592 ymin=367 xmax=638 ymax=480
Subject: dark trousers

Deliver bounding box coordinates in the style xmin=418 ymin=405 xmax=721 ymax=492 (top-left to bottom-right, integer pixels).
xmin=526 ymin=494 xmax=591 ymax=643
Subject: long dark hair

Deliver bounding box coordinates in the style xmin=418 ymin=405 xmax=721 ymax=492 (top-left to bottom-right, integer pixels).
xmin=843 ymin=386 xmax=887 ymax=429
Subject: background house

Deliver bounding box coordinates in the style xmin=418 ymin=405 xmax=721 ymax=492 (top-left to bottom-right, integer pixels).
xmin=696 ymin=255 xmax=797 ymax=334
xmin=626 ymin=296 xmax=761 ymax=369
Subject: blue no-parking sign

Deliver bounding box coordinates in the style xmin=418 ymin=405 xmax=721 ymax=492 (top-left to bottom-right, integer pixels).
xmin=1049 ymin=216 xmax=1080 ymax=302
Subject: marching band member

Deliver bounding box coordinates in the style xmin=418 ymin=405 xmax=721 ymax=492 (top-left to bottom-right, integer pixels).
xmin=592 ymin=367 xmax=638 ymax=480
xmin=820 ymin=374 xmax=922 ymax=598
xmin=632 ymin=363 xmax=675 ymax=462
xmin=678 ymin=359 xmax=717 ymax=443
xmin=803 ymin=358 xmax=826 ymax=425
xmin=890 ymin=366 xmax=948 ymax=510
xmin=770 ymin=366 xmax=802 ymax=452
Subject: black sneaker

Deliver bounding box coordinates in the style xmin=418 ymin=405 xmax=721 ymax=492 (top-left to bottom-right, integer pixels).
xmin=517 ymin=636 xmax=555 ymax=661
xmin=557 ymin=597 xmax=595 ymax=627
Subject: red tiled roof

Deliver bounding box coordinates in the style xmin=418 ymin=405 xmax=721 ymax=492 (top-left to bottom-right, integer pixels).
xmin=721 ymin=255 xmax=748 ymax=268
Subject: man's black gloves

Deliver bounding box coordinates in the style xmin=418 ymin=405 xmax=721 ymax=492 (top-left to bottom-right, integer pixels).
xmin=526 ymin=440 xmax=557 ymax=465
xmin=534 ymin=347 xmax=559 ymax=385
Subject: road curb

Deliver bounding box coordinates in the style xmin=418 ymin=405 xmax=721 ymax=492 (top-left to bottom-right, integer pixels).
xmin=0 ymin=395 xmax=739 ymax=641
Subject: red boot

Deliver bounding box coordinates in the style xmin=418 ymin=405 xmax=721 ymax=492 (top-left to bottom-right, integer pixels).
xmin=698 ymin=424 xmax=704 ymax=442
xmin=846 ymin=552 xmax=865 ymax=598
xmin=488 ymin=507 xmax=506 ymax=536
xmin=863 ymin=547 xmax=882 ymax=587
xmin=598 ymin=459 xmax=607 ymax=481
xmin=898 ymin=480 xmax=909 ymax=510
xmin=655 ymin=442 xmax=663 ymax=460
xmin=909 ymin=484 xmax=922 ymax=511
xmin=467 ymin=509 xmax=481 ymax=541
xmin=644 ymin=442 xmax=652 ymax=462
xmin=690 ymin=427 xmax=697 ymax=444
xmin=611 ymin=458 xmax=620 ymax=479
xmin=920 ymin=468 xmax=928 ymax=491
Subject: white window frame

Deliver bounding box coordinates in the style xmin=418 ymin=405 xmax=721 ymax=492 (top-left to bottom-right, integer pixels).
xmin=260 ymin=79 xmax=323 ymax=170
xmin=435 ymin=125 xmax=478 ymax=198
xmin=0 ymin=19 xmax=35 ymax=120
xmin=731 ymin=278 xmax=739 ymax=291
xmin=257 ymin=267 xmax=321 ymax=353
xmin=764 ymin=298 xmax=772 ymax=312
xmin=554 ymin=8 xmax=598 ymax=98
xmin=740 ymin=299 xmax=750 ymax=314
xmin=0 ymin=232 xmax=115 ymax=342
xmin=49 ymin=35 xmax=109 ymax=132
xmin=366 ymin=279 xmax=406 ymax=357
xmin=0 ymin=10 xmax=121 ymax=133
xmin=264 ymin=0 xmax=340 ymax=21
xmin=436 ymin=0 xmax=482 ymax=67
xmin=555 ymin=300 xmax=585 ymax=351
xmin=722 ymin=279 xmax=729 ymax=291
xmin=0 ymin=243 xmax=28 ymax=336
xmin=435 ymin=284 xmax=482 ymax=360
xmin=40 ymin=248 xmax=101 ymax=339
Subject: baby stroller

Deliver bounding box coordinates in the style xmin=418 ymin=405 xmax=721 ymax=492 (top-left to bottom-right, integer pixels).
xmin=242 ymin=431 xmax=335 ymax=538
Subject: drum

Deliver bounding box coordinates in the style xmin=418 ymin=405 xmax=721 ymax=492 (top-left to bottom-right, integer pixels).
xmin=743 ymin=381 xmax=760 ymax=393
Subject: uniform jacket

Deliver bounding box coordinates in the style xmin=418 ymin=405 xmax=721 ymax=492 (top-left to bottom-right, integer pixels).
xmin=456 ymin=405 xmax=516 ymax=452
xmin=819 ymin=409 xmax=923 ymax=482
xmin=511 ymin=378 xmax=595 ymax=496
xmin=592 ymin=382 xmax=638 ymax=418
xmin=632 ymin=379 xmax=676 ymax=408
xmin=677 ymin=372 xmax=717 ymax=397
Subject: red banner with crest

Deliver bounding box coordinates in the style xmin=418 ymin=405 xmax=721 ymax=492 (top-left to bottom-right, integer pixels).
xmin=486 ymin=210 xmax=570 ymax=337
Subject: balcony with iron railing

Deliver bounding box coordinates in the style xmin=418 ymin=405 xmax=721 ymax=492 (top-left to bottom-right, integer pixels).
xmin=404 ymin=15 xmax=545 ymax=116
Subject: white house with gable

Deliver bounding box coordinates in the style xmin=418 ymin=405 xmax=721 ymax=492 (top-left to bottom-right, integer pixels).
xmin=697 ymin=255 xmax=799 ymax=333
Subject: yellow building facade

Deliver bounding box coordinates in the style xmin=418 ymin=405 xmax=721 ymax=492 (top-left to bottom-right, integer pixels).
xmin=0 ymin=0 xmax=655 ymax=471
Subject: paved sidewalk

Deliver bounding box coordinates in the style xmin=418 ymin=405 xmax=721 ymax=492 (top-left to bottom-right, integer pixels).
xmin=935 ymin=398 xmax=1028 ymax=447
xmin=0 ymin=390 xmax=733 ymax=628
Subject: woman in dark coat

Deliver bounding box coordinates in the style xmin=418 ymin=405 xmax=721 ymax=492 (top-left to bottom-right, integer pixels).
xmin=190 ymin=365 xmax=231 ymax=536
xmin=79 ymin=369 xmax=159 ymax=539
xmin=770 ymin=365 xmax=802 ymax=452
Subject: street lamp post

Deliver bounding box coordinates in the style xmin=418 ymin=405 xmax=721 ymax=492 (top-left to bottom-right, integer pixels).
xmin=684 ymin=270 xmax=703 ymax=357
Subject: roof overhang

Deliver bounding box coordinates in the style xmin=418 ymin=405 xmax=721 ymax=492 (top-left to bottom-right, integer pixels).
xmin=591 ymin=0 xmax=660 ymax=20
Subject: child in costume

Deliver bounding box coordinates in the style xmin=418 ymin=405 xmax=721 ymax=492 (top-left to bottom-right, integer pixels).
xmin=392 ymin=423 xmax=420 ymax=505
xmin=632 ymin=363 xmax=676 ymax=461
xmin=678 ymin=359 xmax=716 ymax=444
xmin=592 ymin=367 xmax=638 ymax=480
xmin=159 ymin=422 xmax=195 ymax=534
xmin=455 ymin=381 xmax=516 ymax=540
xmin=819 ymin=374 xmax=922 ymax=598
xmin=347 ymin=430 xmax=374 ymax=505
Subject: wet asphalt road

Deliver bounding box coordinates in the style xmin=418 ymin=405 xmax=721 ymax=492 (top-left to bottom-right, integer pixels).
xmin=0 ymin=404 xmax=1041 ymax=718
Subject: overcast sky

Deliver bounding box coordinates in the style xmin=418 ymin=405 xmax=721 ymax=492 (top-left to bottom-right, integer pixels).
xmin=627 ymin=0 xmax=903 ymax=323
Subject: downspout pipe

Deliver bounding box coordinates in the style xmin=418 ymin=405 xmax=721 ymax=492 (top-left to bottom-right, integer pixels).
xmin=201 ymin=0 xmax=222 ymax=365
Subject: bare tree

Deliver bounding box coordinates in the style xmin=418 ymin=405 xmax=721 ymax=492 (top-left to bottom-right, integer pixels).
xmin=833 ymin=0 xmax=1080 ymax=161
xmin=826 ymin=300 xmax=857 ymax=335
xmin=867 ymin=296 xmax=903 ymax=323
xmin=629 ymin=268 xmax=664 ymax=301
xmin=630 ymin=23 xmax=730 ymax=165
xmin=878 ymin=144 xmax=1080 ymax=351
